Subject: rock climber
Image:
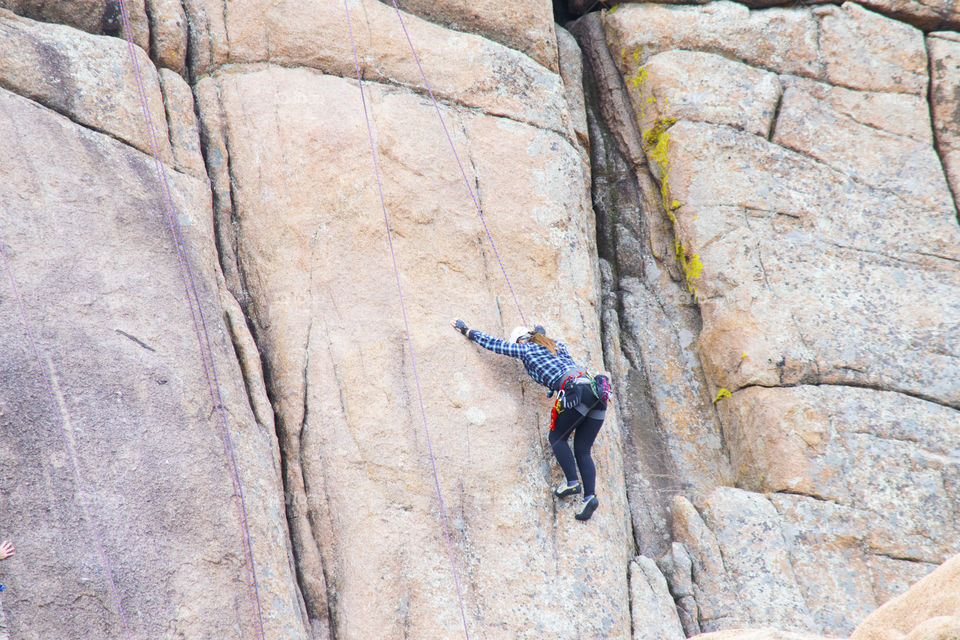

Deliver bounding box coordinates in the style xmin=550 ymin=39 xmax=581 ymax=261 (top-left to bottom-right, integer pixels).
xmin=450 ymin=318 xmax=610 ymax=521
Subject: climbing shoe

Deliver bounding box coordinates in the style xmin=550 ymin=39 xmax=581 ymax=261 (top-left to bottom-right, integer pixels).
xmin=575 ymin=495 xmax=599 ymax=521
xmin=554 ymin=481 xmax=582 ymax=498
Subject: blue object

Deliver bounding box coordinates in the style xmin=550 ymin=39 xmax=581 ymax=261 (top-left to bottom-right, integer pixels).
xmin=0 ymin=584 xmax=6 ymax=592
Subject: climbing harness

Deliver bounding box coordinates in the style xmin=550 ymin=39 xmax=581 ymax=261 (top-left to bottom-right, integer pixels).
xmin=1 ymin=244 xmax=133 ymax=638
xmin=343 ymin=2 xmax=472 ymax=639
xmin=551 ymin=373 xmax=611 ymax=434
xmin=115 ymin=1 xmax=265 ymax=637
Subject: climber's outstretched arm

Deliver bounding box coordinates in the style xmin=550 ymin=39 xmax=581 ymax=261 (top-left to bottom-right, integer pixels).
xmin=450 ymin=318 xmax=524 ymax=359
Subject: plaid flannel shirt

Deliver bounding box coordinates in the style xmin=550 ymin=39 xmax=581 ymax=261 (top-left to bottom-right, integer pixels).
xmin=468 ymin=329 xmax=578 ymax=390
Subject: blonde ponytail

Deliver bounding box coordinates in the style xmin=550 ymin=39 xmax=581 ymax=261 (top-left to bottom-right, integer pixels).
xmin=529 ymin=332 xmax=557 ymax=355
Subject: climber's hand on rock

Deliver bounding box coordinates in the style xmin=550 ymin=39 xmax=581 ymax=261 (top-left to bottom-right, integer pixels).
xmin=0 ymin=540 xmax=14 ymax=560
xmin=451 ymin=318 xmax=469 ymax=336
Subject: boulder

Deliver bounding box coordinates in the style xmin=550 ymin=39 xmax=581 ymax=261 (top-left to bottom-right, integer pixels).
xmin=630 ymin=555 xmax=686 ymax=640
xmin=853 ymin=554 xmax=960 ymax=640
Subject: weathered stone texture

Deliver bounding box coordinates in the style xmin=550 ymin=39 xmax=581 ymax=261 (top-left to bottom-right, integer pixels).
xmin=157 ymin=68 xmax=206 ymax=179
xmin=930 ymin=31 xmax=960 ymax=209
xmin=145 ymin=0 xmax=187 ymax=74
xmin=0 ymin=0 xmax=149 ymax=50
xmin=392 ymin=0 xmax=558 ymax=72
xmin=852 ymin=554 xmax=960 ymax=640
xmin=601 ymin=0 xmax=960 ymax=636
xmin=630 ymin=555 xmax=686 ymax=640
xmin=0 ymin=9 xmax=172 ymax=163
xmin=693 ymin=631 xmax=839 ymax=640
xmin=637 ymin=50 xmax=782 ymax=139
xmin=210 ymin=64 xmax=631 ymax=638
xmin=0 ymin=85 xmax=305 ymax=639
xmin=184 ymin=0 xmax=571 ymax=137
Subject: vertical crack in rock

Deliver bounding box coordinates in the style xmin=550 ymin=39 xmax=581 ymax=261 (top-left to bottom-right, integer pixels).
xmin=767 ymin=84 xmax=785 ymax=141
xmin=926 ymin=36 xmax=960 ymax=221
xmin=188 ymin=45 xmax=327 ymax=639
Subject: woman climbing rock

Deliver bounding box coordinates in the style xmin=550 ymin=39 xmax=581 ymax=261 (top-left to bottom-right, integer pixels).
xmin=450 ymin=319 xmax=610 ymax=521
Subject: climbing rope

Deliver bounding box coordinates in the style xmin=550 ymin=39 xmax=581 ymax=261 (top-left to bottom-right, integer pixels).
xmin=387 ymin=0 xmax=528 ymax=327
xmin=0 ymin=244 xmax=133 ymax=638
xmin=343 ymin=2 xmax=472 ymax=638
xmin=114 ymin=1 xmax=265 ymax=637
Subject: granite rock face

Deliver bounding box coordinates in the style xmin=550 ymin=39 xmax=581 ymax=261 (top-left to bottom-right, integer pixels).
xmin=0 ymin=72 xmax=304 ymax=640
xmin=4 ymin=0 xmax=960 ymax=638
xmin=590 ymin=1 xmax=960 ymax=637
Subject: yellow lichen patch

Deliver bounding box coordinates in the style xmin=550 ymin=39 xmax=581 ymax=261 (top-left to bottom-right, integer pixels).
xmin=642 ymin=118 xmax=678 ymax=220
xmin=674 ymin=241 xmax=704 ymax=295
xmin=714 ymin=388 xmax=732 ymax=403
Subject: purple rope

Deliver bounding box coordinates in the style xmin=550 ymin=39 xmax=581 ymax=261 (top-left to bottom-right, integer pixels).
xmin=0 ymin=244 xmax=133 ymax=638
xmin=114 ymin=2 xmax=265 ymax=637
xmin=388 ymin=0 xmax=527 ymax=327
xmin=343 ymin=3 xmax=471 ymax=638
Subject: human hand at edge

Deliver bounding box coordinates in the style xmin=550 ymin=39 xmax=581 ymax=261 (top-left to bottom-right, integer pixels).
xmin=450 ymin=318 xmax=469 ymax=337
xmin=0 ymin=541 xmax=14 ymax=561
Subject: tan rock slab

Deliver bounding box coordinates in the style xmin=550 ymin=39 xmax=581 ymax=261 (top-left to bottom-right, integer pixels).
xmin=184 ymin=0 xmax=570 ymax=136
xmin=857 ymin=0 xmax=960 ymax=30
xmin=636 ymin=50 xmax=781 ymax=139
xmin=929 ymin=32 xmax=960 ymax=211
xmin=816 ymin=2 xmax=927 ymax=95
xmin=780 ymin=75 xmax=932 ymax=144
xmin=392 ymin=0 xmax=558 ymax=71
xmin=702 ymin=488 xmax=816 ymax=632
xmin=158 ymin=68 xmax=206 ymax=179
xmin=773 ymin=86 xmax=953 ymax=236
xmin=672 ymin=496 xmax=745 ymax=631
xmin=719 ymin=386 xmax=959 ymax=563
xmin=661 ymin=120 xmax=960 ymax=405
xmin=853 ymin=554 xmax=960 ymax=640
xmin=603 ymin=1 xmax=821 ymax=80
xmin=903 ymin=617 xmax=960 ymax=640
xmin=630 ymin=555 xmax=686 ymax=640
xmin=0 ymin=0 xmax=149 ymax=50
xmin=0 ymin=8 xmax=173 ymax=164
xmin=693 ymin=630 xmax=842 ymax=640
xmin=215 ymin=65 xmax=631 ymax=639
xmin=145 ymin=0 xmax=187 ymax=74
xmin=557 ymin=25 xmax=590 ymax=151
xmin=0 ymin=85 xmax=305 ymax=640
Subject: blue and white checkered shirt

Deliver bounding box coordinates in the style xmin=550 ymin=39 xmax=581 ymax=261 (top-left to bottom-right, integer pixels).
xmin=468 ymin=329 xmax=579 ymax=391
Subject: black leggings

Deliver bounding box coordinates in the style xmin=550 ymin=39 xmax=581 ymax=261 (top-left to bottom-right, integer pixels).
xmin=549 ymin=409 xmax=604 ymax=497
